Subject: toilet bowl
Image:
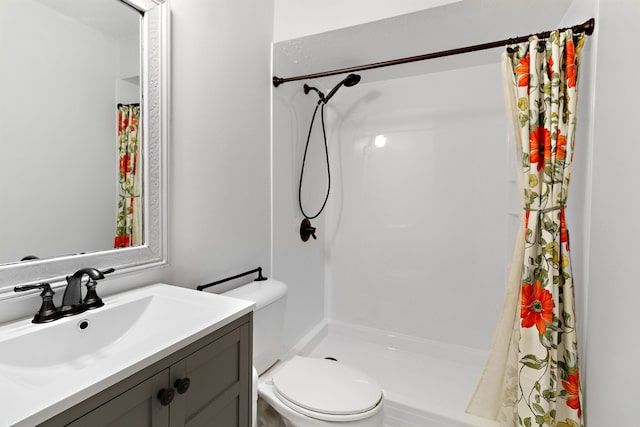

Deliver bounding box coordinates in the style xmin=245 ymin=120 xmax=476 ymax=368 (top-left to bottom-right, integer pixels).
xmin=222 ymin=280 xmax=384 ymax=427
xmin=258 ymin=356 xmax=384 ymax=427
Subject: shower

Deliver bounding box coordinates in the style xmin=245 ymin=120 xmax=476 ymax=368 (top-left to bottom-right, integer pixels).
xmin=298 ymin=74 xmax=361 ymax=242
xmin=303 ymin=73 xmax=362 ymax=104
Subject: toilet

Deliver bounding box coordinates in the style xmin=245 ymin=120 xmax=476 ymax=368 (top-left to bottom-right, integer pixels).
xmin=223 ymin=280 xmax=384 ymax=427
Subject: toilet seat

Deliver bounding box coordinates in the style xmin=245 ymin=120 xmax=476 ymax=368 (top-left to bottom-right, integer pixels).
xmin=270 ymin=356 xmax=383 ymax=422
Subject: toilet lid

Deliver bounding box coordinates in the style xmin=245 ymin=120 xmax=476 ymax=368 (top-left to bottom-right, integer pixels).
xmin=272 ymin=356 xmax=382 ymax=416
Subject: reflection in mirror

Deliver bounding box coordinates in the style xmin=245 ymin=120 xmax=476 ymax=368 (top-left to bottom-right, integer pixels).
xmin=0 ymin=0 xmax=141 ymax=264
xmin=0 ymin=0 xmax=168 ymax=293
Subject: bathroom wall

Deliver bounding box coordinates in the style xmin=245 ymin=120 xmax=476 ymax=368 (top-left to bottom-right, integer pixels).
xmin=272 ymin=52 xmax=331 ymax=350
xmin=586 ymin=0 xmax=640 ymax=424
xmin=164 ymin=0 xmax=273 ymax=290
xmin=0 ymin=0 xmax=274 ymax=322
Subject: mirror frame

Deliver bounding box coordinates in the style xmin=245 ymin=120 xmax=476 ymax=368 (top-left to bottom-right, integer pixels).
xmin=0 ymin=0 xmax=169 ymax=296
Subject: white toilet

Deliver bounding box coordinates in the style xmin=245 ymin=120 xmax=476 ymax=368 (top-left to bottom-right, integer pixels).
xmin=223 ymin=280 xmax=384 ymax=427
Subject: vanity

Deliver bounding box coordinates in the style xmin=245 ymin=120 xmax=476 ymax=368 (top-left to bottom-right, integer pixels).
xmin=0 ymin=284 xmax=254 ymax=426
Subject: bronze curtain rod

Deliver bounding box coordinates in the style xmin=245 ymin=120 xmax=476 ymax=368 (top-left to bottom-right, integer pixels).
xmin=272 ymin=18 xmax=594 ymax=87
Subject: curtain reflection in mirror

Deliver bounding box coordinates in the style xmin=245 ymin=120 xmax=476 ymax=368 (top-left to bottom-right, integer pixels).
xmin=114 ymin=103 xmax=141 ymax=248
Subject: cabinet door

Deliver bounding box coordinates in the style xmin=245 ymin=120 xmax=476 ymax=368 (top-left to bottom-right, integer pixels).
xmin=67 ymin=370 xmax=169 ymax=427
xmin=170 ymin=322 xmax=251 ymax=427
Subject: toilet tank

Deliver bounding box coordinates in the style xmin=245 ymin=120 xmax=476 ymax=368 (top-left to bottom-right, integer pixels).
xmin=222 ymin=279 xmax=287 ymax=375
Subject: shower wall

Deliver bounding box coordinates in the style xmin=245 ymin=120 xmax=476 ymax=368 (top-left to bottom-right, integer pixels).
xmin=272 ymin=79 xmax=328 ymax=350
xmin=324 ymin=65 xmax=511 ymax=350
xmin=272 ymin=0 xmax=590 ymax=354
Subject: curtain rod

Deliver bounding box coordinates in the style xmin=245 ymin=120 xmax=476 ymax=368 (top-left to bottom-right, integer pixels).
xmin=272 ymin=18 xmax=594 ymax=87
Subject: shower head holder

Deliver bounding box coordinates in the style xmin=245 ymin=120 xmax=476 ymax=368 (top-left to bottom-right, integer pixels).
xmin=300 ymin=218 xmax=317 ymax=242
xmin=303 ymin=73 xmax=361 ymax=104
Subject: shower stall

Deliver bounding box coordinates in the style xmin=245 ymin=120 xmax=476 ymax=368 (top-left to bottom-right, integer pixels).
xmin=272 ymin=2 xmax=595 ymax=425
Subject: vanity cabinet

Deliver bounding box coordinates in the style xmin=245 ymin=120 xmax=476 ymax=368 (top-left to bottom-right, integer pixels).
xmin=39 ymin=314 xmax=252 ymax=427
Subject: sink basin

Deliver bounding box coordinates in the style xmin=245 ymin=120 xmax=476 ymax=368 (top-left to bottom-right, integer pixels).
xmin=0 ymin=295 xmax=153 ymax=369
xmin=0 ymin=283 xmax=254 ymax=426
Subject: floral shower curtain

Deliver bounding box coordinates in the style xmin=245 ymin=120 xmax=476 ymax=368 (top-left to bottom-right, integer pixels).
xmin=467 ymin=30 xmax=585 ymax=426
xmin=114 ymin=104 xmax=142 ymax=248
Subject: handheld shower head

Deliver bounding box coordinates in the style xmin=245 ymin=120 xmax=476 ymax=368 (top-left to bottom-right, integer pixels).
xmin=343 ymin=73 xmax=361 ymax=87
xmin=303 ymin=74 xmax=362 ymax=104
xmin=323 ymin=73 xmax=361 ymax=103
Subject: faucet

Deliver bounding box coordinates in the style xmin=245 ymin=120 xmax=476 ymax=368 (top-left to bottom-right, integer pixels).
xmin=60 ymin=267 xmax=114 ymax=316
xmin=14 ymin=267 xmax=115 ymax=323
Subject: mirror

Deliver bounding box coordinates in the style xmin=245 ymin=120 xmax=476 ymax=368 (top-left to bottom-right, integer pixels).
xmin=1 ymin=0 xmax=141 ymax=263
xmin=0 ymin=0 xmax=168 ymax=293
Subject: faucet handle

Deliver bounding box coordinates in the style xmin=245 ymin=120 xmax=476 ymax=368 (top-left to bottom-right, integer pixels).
xmin=14 ymin=283 xmax=62 ymax=323
xmin=82 ymin=267 xmax=115 ymax=310
xmin=83 ymin=279 xmax=104 ymax=310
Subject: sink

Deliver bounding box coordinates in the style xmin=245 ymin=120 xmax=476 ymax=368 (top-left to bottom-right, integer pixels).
xmin=0 ymin=295 xmax=153 ymax=369
xmin=0 ymin=283 xmax=254 ymax=426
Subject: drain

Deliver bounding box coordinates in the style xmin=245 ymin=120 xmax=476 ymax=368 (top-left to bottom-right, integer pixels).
xmin=77 ymin=319 xmax=90 ymax=330
xmin=324 ymin=357 xmax=338 ymax=362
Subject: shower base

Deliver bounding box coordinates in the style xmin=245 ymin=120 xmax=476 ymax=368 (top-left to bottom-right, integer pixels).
xmin=294 ymin=321 xmax=500 ymax=427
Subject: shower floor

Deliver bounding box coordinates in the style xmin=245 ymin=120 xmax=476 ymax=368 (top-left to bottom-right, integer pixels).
xmin=298 ymin=321 xmax=500 ymax=427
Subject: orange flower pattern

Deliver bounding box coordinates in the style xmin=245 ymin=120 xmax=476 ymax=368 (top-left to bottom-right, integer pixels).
xmin=520 ymin=280 xmax=555 ymax=334
xmin=560 ymin=208 xmax=569 ymax=250
xmin=557 ymin=130 xmax=567 ymax=161
xmin=566 ymin=40 xmax=577 ymax=88
xmin=114 ymin=104 xmax=141 ymax=248
xmin=562 ymin=370 xmax=582 ymax=418
xmin=515 ymin=53 xmax=530 ymax=87
xmin=529 ymin=126 xmax=551 ymax=171
xmin=501 ymin=30 xmax=585 ymax=427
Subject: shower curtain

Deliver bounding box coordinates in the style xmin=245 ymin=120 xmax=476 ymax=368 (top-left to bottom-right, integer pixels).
xmin=114 ymin=104 xmax=142 ymax=248
xmin=467 ymin=30 xmax=585 ymax=426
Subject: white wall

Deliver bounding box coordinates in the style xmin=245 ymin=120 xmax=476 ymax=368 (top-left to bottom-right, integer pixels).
xmin=325 ymin=64 xmax=510 ymax=350
xmin=165 ymin=0 xmax=273 ymax=288
xmin=272 ymin=56 xmax=328 ymax=350
xmin=120 ymin=34 xmax=140 ymax=80
xmin=586 ymin=1 xmax=640 ymax=424
xmin=0 ymin=0 xmax=118 ymax=262
xmin=272 ymin=0 xmax=461 ymax=42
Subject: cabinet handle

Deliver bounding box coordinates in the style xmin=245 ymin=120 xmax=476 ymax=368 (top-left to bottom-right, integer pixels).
xmin=157 ymin=388 xmax=175 ymax=406
xmin=174 ymin=377 xmax=191 ymax=394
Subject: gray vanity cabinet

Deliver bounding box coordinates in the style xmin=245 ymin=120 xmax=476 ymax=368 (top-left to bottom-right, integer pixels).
xmin=40 ymin=314 xmax=252 ymax=427
xmin=67 ymin=371 xmax=170 ymax=427
xmin=169 ymin=322 xmax=249 ymax=426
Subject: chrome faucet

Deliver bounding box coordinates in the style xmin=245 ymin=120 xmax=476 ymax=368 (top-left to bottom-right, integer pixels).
xmin=60 ymin=267 xmax=114 ymax=316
